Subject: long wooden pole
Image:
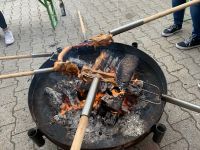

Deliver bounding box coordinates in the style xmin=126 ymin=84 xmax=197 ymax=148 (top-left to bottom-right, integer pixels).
xmin=78 ymin=10 xmax=87 ymax=40
xmin=0 ymin=68 xmax=54 ymax=79
xmin=0 ymin=53 xmax=52 ymax=60
xmin=143 ymin=0 xmax=200 ymax=23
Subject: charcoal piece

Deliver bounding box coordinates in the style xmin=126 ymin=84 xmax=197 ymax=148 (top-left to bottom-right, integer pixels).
xmin=124 ymin=94 xmax=138 ymax=106
xmin=107 ymin=56 xmax=119 ymax=71
xmin=102 ymin=111 xmax=119 ymax=126
xmin=97 ymin=101 xmax=108 ymax=117
xmin=56 ymin=79 xmax=80 ymax=105
xmin=116 ymin=55 xmax=139 ymax=89
xmin=76 ymin=81 xmax=90 ymax=91
xmin=126 ymin=84 xmax=142 ymax=96
xmin=99 ymin=82 xmax=113 ymax=93
xmin=104 ymin=55 xmax=114 ymax=72
xmin=44 ymin=87 xmax=63 ymax=110
xmin=101 ymin=94 xmax=124 ymax=112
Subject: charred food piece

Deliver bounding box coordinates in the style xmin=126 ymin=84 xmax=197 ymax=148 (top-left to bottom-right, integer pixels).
xmin=116 ymin=55 xmax=139 ymax=90
xmin=54 ymin=61 xmax=79 ymax=76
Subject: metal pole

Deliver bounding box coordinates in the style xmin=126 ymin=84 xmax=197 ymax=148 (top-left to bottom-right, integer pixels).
xmin=81 ymin=77 xmax=100 ymax=116
xmin=162 ymin=94 xmax=200 ymax=113
xmin=109 ymin=19 xmax=144 ymax=36
xmin=34 ymin=67 xmax=54 ymax=74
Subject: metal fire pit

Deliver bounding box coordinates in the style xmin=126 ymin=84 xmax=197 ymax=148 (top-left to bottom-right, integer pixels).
xmin=28 ymin=42 xmax=167 ymax=149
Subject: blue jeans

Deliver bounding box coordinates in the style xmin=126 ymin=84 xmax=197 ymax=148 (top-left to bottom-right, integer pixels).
xmin=173 ymin=0 xmax=200 ymax=37
xmin=0 ymin=11 xmax=7 ymax=29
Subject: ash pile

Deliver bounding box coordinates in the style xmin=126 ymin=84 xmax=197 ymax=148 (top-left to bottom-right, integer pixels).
xmin=44 ymin=75 xmax=147 ymax=143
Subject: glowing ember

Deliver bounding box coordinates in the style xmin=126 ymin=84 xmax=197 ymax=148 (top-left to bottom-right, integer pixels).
xmin=111 ymin=89 xmax=125 ymax=97
xmin=59 ymin=92 xmax=105 ymax=115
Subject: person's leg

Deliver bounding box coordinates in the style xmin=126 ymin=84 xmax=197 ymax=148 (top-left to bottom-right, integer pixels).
xmin=176 ymin=3 xmax=200 ymax=50
xmin=161 ymin=0 xmax=186 ymax=37
xmin=0 ymin=11 xmax=14 ymax=45
xmin=190 ymin=3 xmax=200 ymax=38
xmin=172 ymin=0 xmax=186 ymax=27
xmin=0 ymin=11 xmax=8 ymax=30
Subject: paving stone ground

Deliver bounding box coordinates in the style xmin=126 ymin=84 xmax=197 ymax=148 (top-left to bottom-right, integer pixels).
xmin=0 ymin=0 xmax=200 ymax=149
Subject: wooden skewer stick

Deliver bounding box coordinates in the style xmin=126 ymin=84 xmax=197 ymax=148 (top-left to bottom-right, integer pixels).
xmin=0 ymin=53 xmax=52 ymax=61
xmin=78 ymin=10 xmax=87 ymax=40
xmin=0 ymin=68 xmax=54 ymax=79
xmin=0 ymin=63 xmax=115 ymax=80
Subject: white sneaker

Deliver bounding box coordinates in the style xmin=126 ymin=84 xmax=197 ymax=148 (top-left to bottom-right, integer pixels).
xmin=4 ymin=30 xmax=15 ymax=45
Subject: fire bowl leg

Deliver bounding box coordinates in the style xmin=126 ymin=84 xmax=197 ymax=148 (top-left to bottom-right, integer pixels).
xmin=27 ymin=128 xmax=45 ymax=147
xmin=152 ymin=123 xmax=167 ymax=144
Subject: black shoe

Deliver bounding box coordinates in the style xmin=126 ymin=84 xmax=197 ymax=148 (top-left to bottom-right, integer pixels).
xmin=176 ymin=35 xmax=200 ymax=50
xmin=161 ymin=24 xmax=182 ymax=37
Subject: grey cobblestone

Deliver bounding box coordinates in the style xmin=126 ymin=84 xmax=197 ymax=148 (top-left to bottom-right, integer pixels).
xmin=178 ymin=58 xmax=200 ymax=75
xmin=15 ymin=77 xmax=32 ymax=92
xmin=187 ymin=86 xmax=200 ymax=101
xmin=0 ymin=78 xmax=17 ymax=88
xmin=157 ymin=55 xmax=184 ymax=72
xmin=35 ymin=139 xmax=57 ymax=150
xmin=1 ymin=60 xmax=18 ymax=74
xmin=172 ymin=118 xmax=200 ymax=150
xmin=164 ymin=102 xmax=190 ymax=125
xmin=168 ymin=81 xmax=196 ymax=102
xmin=164 ymin=46 xmax=190 ymax=61
xmin=146 ymin=44 xmax=169 ymax=59
xmin=0 ymin=102 xmax=16 ymax=127
xmin=153 ymin=38 xmax=174 ymax=49
xmin=0 ymin=86 xmax=16 ymax=105
xmin=0 ymin=124 xmax=15 ymax=150
xmin=194 ymin=73 xmax=200 ymax=80
xmin=14 ymin=89 xmax=29 ymax=111
xmin=181 ymin=99 xmax=200 ymax=130
xmin=12 ymin=132 xmax=34 ymax=150
xmin=160 ymin=65 xmax=178 ymax=84
xmin=161 ymin=139 xmax=189 ymax=150
xmin=12 ymin=107 xmax=35 ymax=135
xmin=182 ymin=48 xmax=200 ymax=65
xmin=171 ymin=68 xmax=197 ymax=89
xmin=159 ymin=112 xmax=182 ymax=147
xmin=166 ymin=37 xmax=184 ymax=45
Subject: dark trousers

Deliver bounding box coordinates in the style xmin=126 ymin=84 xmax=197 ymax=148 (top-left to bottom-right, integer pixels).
xmin=172 ymin=0 xmax=200 ymax=37
xmin=0 ymin=11 xmax=7 ymax=29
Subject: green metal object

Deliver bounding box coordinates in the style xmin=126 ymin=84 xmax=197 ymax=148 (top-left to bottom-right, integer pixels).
xmin=39 ymin=0 xmax=58 ymax=29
